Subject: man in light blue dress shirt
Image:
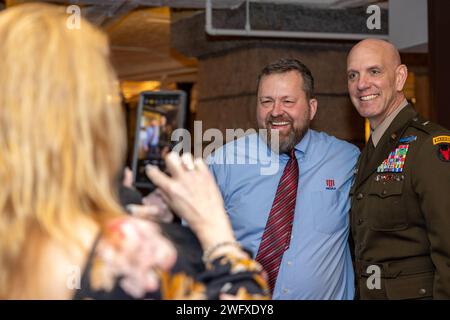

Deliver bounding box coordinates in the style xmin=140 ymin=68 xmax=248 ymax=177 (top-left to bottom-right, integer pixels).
xmin=208 ymin=59 xmax=360 ymax=299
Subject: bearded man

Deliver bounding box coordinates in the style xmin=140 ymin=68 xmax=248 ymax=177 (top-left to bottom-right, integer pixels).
xmin=208 ymin=58 xmax=360 ymax=299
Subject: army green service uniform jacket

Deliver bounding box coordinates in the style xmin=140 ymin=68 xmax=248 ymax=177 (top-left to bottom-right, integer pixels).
xmin=350 ymin=104 xmax=450 ymax=299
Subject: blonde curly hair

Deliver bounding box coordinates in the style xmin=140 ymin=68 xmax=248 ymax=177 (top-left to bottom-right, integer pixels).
xmin=0 ymin=3 xmax=126 ymax=297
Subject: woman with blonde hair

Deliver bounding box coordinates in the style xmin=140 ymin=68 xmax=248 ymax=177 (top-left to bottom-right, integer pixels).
xmin=0 ymin=3 xmax=268 ymax=299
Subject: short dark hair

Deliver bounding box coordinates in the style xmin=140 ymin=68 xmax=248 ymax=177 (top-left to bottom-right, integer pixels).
xmin=256 ymin=58 xmax=315 ymax=100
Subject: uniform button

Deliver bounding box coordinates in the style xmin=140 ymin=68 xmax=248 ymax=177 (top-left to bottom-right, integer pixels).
xmin=356 ymin=193 xmax=364 ymax=200
xmin=357 ymin=219 xmax=364 ymax=225
xmin=382 ymin=190 xmax=387 ymax=196
xmin=391 ymin=133 xmax=397 ymax=140
xmin=419 ymin=288 xmax=427 ymax=295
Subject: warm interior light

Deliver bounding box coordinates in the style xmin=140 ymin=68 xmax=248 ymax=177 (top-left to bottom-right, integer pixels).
xmin=121 ymin=81 xmax=161 ymax=100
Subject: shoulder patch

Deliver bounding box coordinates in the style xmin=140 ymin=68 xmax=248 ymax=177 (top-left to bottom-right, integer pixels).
xmin=437 ymin=144 xmax=450 ymax=162
xmin=433 ymin=135 xmax=450 ymax=145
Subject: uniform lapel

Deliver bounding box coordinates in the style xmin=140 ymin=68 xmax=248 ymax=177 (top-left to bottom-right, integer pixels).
xmin=354 ymin=139 xmax=373 ymax=188
xmin=354 ymin=105 xmax=418 ymax=190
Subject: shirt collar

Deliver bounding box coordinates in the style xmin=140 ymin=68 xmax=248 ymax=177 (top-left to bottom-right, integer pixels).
xmin=371 ymin=99 xmax=408 ymax=147
xmin=294 ymin=128 xmax=311 ymax=157
xmin=258 ymin=128 xmax=311 ymax=161
xmin=282 ymin=129 xmax=311 ymax=161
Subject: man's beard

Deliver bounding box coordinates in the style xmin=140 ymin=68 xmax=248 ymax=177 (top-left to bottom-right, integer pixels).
xmin=259 ymin=113 xmax=310 ymax=154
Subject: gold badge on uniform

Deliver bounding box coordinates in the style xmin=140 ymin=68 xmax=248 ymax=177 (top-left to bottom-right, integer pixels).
xmin=432 ymin=135 xmax=450 ymax=145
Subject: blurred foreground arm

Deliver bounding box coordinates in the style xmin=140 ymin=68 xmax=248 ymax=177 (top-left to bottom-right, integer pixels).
xmin=146 ymin=152 xmax=270 ymax=299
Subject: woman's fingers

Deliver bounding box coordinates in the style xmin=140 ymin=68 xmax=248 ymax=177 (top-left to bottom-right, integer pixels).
xmin=122 ymin=167 xmax=134 ymax=188
xmin=164 ymin=152 xmax=184 ymax=178
xmin=145 ymin=165 xmax=172 ymax=195
xmin=140 ymin=191 xmax=175 ymax=223
xmin=126 ymin=204 xmax=159 ymax=218
xmin=154 ymin=188 xmax=171 ymax=205
xmin=181 ymin=153 xmax=195 ymax=171
xmin=194 ymin=157 xmax=209 ymax=174
xmin=145 ymin=152 xmax=220 ymax=220
xmin=143 ymin=152 xmax=235 ymax=250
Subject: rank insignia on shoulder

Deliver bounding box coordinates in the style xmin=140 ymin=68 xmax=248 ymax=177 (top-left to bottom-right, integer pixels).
xmin=377 ymin=144 xmax=409 ymax=173
xmin=437 ymin=144 xmax=450 ymax=162
xmin=399 ymin=135 xmax=417 ymax=144
xmin=433 ymin=135 xmax=450 ymax=145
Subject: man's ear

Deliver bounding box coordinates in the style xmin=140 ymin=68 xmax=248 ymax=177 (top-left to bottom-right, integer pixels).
xmin=309 ymin=98 xmax=318 ymax=121
xmin=395 ymin=64 xmax=408 ymax=92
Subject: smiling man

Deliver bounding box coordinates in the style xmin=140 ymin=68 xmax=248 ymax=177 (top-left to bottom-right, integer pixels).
xmin=347 ymin=39 xmax=450 ymax=299
xmin=208 ymin=59 xmax=360 ymax=299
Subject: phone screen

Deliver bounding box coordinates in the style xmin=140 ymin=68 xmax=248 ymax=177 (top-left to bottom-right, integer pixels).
xmin=132 ymin=91 xmax=186 ymax=190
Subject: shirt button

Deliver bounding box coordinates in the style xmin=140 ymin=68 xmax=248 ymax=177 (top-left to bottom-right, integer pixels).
xmin=283 ymin=288 xmax=289 ymax=294
xmin=356 ymin=193 xmax=364 ymax=200
xmin=287 ymin=261 xmax=292 ymax=266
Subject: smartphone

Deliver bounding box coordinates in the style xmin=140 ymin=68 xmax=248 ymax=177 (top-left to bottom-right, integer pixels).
xmin=132 ymin=90 xmax=186 ymax=190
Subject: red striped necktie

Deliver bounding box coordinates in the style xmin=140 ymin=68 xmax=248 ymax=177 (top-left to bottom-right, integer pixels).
xmin=256 ymin=149 xmax=299 ymax=293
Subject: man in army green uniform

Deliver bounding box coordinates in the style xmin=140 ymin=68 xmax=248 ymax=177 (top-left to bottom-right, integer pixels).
xmin=347 ymin=39 xmax=450 ymax=299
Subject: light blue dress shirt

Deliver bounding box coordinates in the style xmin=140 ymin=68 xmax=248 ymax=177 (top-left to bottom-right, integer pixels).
xmin=208 ymin=129 xmax=360 ymax=300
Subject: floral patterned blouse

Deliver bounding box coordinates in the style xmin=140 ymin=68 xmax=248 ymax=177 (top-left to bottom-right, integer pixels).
xmin=73 ymin=218 xmax=269 ymax=300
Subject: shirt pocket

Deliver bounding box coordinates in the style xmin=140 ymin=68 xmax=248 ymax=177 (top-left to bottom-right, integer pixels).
xmin=367 ymin=180 xmax=408 ymax=231
xmin=311 ymin=191 xmax=348 ymax=235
